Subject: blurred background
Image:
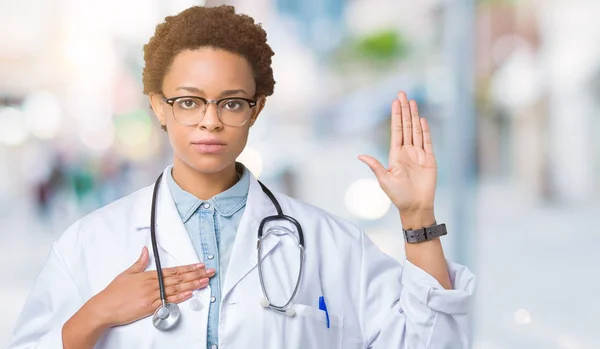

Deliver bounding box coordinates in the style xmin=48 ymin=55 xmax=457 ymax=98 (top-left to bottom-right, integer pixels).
xmin=1 ymin=0 xmax=599 ymax=347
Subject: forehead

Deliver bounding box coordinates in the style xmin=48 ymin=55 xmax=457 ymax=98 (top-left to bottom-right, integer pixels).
xmin=162 ymin=48 xmax=256 ymax=95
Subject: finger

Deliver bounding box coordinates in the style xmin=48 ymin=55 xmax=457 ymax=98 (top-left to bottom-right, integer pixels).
xmin=163 ymin=278 xmax=209 ymax=297
xmin=421 ymin=118 xmax=434 ymax=154
xmin=125 ymin=246 xmax=149 ymax=274
xmin=155 ymin=263 xmax=205 ymax=279
xmin=410 ymin=100 xmax=422 ymax=149
xmin=398 ymin=91 xmax=412 ymax=145
xmin=390 ymin=99 xmax=403 ymax=157
xmin=162 ymin=268 xmax=216 ymax=288
xmin=151 ymin=290 xmax=194 ymax=310
xmin=357 ymin=155 xmax=388 ymax=181
xmin=166 ymin=290 xmax=194 ymax=304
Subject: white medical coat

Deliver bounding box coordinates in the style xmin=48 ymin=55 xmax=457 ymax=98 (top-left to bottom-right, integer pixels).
xmin=7 ymin=167 xmax=475 ymax=348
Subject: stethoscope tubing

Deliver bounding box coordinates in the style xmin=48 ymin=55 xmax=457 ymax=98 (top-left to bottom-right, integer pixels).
xmin=151 ymin=173 xmax=168 ymax=308
xmin=257 ymin=232 xmax=304 ymax=311
xmin=150 ymin=171 xmax=305 ymax=330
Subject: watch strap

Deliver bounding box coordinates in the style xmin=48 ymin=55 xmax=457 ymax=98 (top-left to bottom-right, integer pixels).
xmin=403 ymin=223 xmax=447 ymax=243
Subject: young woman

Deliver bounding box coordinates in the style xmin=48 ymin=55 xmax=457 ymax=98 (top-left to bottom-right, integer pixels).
xmin=7 ymin=5 xmax=475 ymax=349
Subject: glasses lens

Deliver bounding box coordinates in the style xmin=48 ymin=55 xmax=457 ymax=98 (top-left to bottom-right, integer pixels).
xmin=172 ymin=97 xmax=205 ymax=125
xmin=218 ymin=98 xmax=252 ymax=126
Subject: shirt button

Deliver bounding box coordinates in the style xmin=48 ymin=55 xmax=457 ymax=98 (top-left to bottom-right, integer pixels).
xmin=207 ymin=254 xmax=215 ymax=260
xmin=203 ymin=202 xmax=211 ymax=209
xmin=210 ymin=345 xmax=217 ymax=349
xmin=189 ymin=298 xmax=202 ymax=311
xmin=210 ymin=296 xmax=216 ymax=303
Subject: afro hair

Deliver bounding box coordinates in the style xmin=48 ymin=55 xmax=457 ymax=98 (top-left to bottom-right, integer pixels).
xmin=142 ymin=5 xmax=275 ymax=98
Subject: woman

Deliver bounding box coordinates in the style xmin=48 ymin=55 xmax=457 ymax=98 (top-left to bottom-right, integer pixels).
xmin=7 ymin=5 xmax=475 ymax=349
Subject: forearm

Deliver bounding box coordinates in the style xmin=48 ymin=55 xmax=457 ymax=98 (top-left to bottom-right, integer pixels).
xmin=62 ymin=300 xmax=110 ymax=349
xmin=400 ymin=209 xmax=452 ymax=290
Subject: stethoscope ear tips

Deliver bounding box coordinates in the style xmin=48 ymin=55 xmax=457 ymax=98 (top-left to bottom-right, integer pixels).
xmin=260 ymin=298 xmax=296 ymax=317
xmin=260 ymin=298 xmax=270 ymax=308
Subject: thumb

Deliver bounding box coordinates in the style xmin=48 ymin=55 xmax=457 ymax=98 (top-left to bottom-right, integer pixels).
xmin=357 ymin=155 xmax=388 ymax=181
xmin=126 ymin=246 xmax=149 ymax=273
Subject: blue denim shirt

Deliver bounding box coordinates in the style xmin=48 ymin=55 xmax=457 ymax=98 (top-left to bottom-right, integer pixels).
xmin=166 ymin=164 xmax=249 ymax=349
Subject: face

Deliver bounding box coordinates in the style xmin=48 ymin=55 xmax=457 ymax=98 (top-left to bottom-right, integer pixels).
xmin=150 ymin=48 xmax=265 ymax=175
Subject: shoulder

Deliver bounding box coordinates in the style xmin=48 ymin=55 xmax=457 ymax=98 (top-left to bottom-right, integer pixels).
xmin=80 ymin=185 xmax=153 ymax=227
xmin=55 ymin=184 xmax=153 ymax=250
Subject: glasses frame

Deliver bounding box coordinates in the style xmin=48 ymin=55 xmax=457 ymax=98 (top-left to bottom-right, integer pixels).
xmin=162 ymin=94 xmax=258 ymax=127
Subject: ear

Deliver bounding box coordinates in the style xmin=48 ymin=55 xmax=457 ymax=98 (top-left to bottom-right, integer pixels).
xmin=149 ymin=93 xmax=167 ymax=129
xmin=249 ymin=95 xmax=266 ymax=127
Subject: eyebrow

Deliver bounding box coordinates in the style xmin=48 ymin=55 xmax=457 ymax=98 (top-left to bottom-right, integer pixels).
xmin=175 ymin=86 xmax=249 ymax=97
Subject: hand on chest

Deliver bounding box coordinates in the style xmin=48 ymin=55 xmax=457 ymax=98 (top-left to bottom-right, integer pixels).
xmin=93 ymin=236 xmax=352 ymax=349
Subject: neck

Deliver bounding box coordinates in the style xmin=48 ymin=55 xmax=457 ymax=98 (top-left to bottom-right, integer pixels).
xmin=171 ymin=158 xmax=239 ymax=200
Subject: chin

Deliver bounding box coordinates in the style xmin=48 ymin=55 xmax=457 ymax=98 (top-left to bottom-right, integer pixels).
xmin=180 ymin=153 xmax=236 ymax=174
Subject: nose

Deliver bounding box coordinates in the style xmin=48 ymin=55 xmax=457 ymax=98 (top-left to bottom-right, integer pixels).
xmin=197 ymin=103 xmax=223 ymax=131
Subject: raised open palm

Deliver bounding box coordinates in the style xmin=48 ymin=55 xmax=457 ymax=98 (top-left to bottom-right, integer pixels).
xmin=358 ymin=91 xmax=437 ymax=213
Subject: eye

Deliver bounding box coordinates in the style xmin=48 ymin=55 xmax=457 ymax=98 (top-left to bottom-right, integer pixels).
xmin=176 ymin=98 xmax=199 ymax=109
xmin=223 ymin=99 xmax=243 ymax=111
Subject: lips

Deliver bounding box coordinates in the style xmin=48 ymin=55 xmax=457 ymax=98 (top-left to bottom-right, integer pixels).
xmin=191 ymin=140 xmax=227 ymax=153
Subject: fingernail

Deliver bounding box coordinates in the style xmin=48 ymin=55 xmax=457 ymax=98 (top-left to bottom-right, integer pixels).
xmin=206 ymin=268 xmax=215 ymax=274
xmin=199 ymin=278 xmax=209 ymax=285
xmin=195 ymin=263 xmax=205 ymax=269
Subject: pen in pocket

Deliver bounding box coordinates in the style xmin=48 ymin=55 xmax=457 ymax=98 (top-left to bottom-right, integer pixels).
xmin=318 ymin=296 xmax=330 ymax=329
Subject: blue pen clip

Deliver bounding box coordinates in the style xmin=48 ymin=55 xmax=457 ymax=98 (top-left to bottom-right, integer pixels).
xmin=318 ymin=296 xmax=330 ymax=329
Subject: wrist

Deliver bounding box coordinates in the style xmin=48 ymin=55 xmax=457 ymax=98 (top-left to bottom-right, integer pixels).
xmin=399 ymin=209 xmax=436 ymax=230
xmin=62 ymin=300 xmax=110 ymax=349
xmin=83 ymin=296 xmax=113 ymax=330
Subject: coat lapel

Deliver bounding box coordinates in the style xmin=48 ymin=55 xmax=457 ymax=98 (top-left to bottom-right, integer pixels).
xmin=221 ymin=174 xmax=282 ymax=300
xmin=133 ymin=168 xmax=200 ymax=267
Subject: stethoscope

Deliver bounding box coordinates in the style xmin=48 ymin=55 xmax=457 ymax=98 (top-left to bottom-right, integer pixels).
xmin=150 ymin=172 xmax=305 ymax=331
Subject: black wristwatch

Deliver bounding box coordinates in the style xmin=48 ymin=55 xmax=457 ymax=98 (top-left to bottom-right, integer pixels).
xmin=403 ymin=222 xmax=447 ymax=243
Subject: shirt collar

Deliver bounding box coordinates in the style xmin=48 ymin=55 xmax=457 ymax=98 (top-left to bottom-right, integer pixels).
xmin=165 ymin=162 xmax=250 ymax=222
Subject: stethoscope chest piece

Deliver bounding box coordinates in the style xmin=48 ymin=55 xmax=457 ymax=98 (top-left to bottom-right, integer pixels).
xmin=152 ymin=302 xmax=181 ymax=331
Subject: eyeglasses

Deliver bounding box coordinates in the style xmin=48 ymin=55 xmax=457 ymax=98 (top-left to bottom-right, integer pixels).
xmin=162 ymin=95 xmax=257 ymax=127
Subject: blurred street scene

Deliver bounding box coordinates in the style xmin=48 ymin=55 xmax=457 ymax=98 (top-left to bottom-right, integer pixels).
xmin=1 ymin=0 xmax=599 ymax=348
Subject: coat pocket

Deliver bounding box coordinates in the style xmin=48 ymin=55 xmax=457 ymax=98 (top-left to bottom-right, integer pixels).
xmin=285 ymin=304 xmax=344 ymax=349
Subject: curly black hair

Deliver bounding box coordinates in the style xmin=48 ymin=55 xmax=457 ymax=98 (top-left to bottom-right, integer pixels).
xmin=142 ymin=5 xmax=275 ymax=98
